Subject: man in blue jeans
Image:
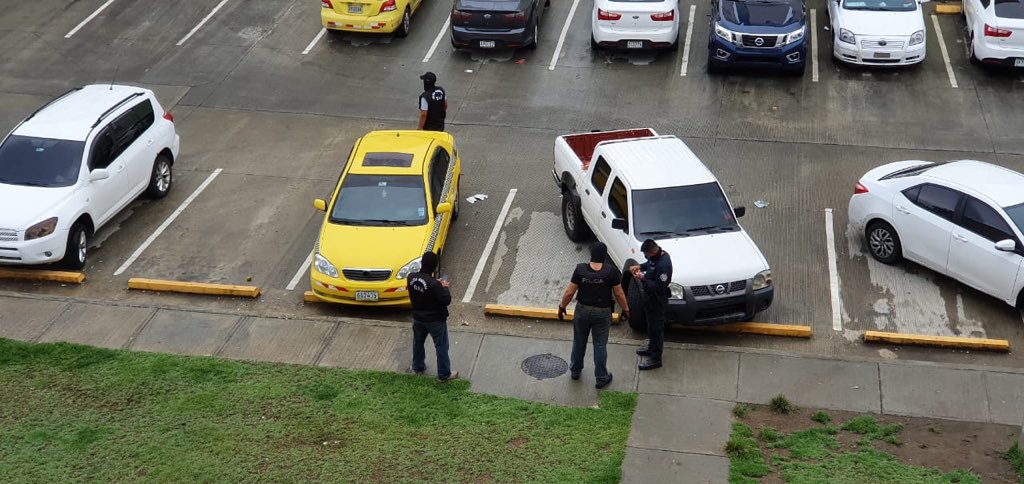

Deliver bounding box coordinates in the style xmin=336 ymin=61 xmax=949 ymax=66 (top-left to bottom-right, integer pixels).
xmin=407 ymin=250 xmax=458 ymax=382
xmin=558 ymin=242 xmax=630 ymax=389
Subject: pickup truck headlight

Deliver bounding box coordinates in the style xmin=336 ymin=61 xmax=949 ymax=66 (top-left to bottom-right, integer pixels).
xmin=714 ymin=22 xmax=735 ymax=43
xmin=396 ymin=257 xmax=422 ymax=280
xmin=909 ymin=30 xmax=924 ymax=46
xmin=752 ymin=270 xmax=773 ymax=291
xmin=314 ymin=253 xmax=339 ymax=279
xmin=668 ymin=282 xmax=685 ymax=300
xmin=782 ymin=27 xmax=805 ymax=45
xmin=839 ymin=29 xmax=856 ymax=45
xmin=25 ymin=217 xmax=58 ymax=241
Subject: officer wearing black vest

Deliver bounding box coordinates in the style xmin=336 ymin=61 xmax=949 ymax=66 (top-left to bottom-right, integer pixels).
xmin=558 ymin=242 xmax=630 ymax=389
xmin=417 ymin=72 xmax=447 ymax=132
xmin=630 ymin=239 xmax=673 ymax=371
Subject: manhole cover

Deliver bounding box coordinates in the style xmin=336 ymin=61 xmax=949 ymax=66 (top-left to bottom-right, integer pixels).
xmin=521 ymin=353 xmax=568 ymax=380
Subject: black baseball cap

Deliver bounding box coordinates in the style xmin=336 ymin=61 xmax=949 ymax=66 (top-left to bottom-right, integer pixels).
xmin=419 ymin=72 xmax=437 ymax=82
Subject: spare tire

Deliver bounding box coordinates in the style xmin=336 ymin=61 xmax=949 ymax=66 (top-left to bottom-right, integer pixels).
xmin=621 ymin=258 xmax=646 ymax=333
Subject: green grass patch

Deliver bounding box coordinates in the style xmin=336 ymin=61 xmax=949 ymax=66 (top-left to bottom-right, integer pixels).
xmin=1005 ymin=441 xmax=1024 ymax=482
xmin=727 ymin=422 xmax=771 ymax=483
xmin=733 ymin=403 xmax=752 ymax=419
xmin=0 ymin=338 xmax=637 ymax=482
xmin=769 ymin=395 xmax=796 ymax=415
xmin=811 ymin=411 xmax=831 ymax=424
xmin=840 ymin=415 xmax=903 ymax=446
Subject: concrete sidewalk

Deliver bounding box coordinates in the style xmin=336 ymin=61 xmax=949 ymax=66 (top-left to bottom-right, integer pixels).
xmin=1 ymin=292 xmax=1022 ymax=482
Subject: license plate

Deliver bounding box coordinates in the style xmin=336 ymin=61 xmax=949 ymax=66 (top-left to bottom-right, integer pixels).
xmin=873 ymin=52 xmax=891 ymax=59
xmin=479 ymin=40 xmax=495 ymax=48
xmin=355 ymin=290 xmax=378 ymax=302
xmin=1015 ymin=58 xmax=1024 ymax=67
xmin=626 ymin=40 xmax=643 ymax=49
xmin=347 ymin=3 xmax=361 ymax=13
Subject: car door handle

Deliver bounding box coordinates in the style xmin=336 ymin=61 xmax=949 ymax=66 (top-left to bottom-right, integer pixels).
xmin=953 ymin=233 xmax=968 ymax=243
xmin=601 ymin=211 xmax=607 ymax=218
xmin=147 ymin=139 xmax=154 ymax=146
xmin=585 ymin=189 xmax=590 ymax=196
xmin=895 ymin=205 xmax=910 ymax=215
xmin=116 ymin=164 xmax=125 ymax=173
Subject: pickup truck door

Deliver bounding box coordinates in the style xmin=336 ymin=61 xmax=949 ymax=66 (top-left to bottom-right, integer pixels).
xmin=601 ymin=175 xmax=635 ymax=268
xmin=581 ymin=156 xmax=613 ymax=228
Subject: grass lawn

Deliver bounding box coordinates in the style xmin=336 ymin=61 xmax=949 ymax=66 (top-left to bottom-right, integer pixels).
xmin=1007 ymin=441 xmax=1024 ymax=482
xmin=0 ymin=338 xmax=636 ymax=483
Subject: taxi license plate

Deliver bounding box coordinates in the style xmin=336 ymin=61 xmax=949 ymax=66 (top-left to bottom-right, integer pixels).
xmin=873 ymin=52 xmax=891 ymax=59
xmin=355 ymin=290 xmax=378 ymax=302
xmin=1015 ymin=58 xmax=1024 ymax=67
xmin=348 ymin=3 xmax=361 ymax=13
xmin=480 ymin=40 xmax=495 ymax=48
xmin=626 ymin=40 xmax=643 ymax=49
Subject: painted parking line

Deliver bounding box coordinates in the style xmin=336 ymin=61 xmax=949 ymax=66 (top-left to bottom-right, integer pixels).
xmin=549 ymin=0 xmax=582 ymax=70
xmin=302 ymin=28 xmax=328 ymax=55
xmin=113 ymin=169 xmax=223 ymax=276
xmin=680 ymin=5 xmax=697 ymax=76
xmin=286 ymin=251 xmax=313 ymax=290
xmin=462 ymin=189 xmax=517 ymax=303
xmin=810 ymin=9 xmax=819 ymax=82
xmin=824 ymin=208 xmax=843 ymax=331
xmin=65 ymin=0 xmax=117 ymax=39
xmin=930 ymin=14 xmax=959 ymax=88
xmin=177 ymin=0 xmax=231 ymax=46
xmin=423 ymin=17 xmax=451 ymax=63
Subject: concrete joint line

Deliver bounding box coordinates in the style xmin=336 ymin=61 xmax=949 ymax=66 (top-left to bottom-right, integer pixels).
xmin=214 ymin=316 xmax=248 ymax=357
xmin=734 ymin=352 xmax=743 ymax=401
xmin=627 ymin=444 xmax=726 ymax=458
xmin=468 ymin=333 xmax=487 ymax=379
xmin=636 ymin=391 xmax=737 ymax=405
xmin=122 ymin=307 xmax=160 ymax=350
xmin=876 ymin=363 xmax=884 ymax=414
xmin=982 ymin=371 xmax=994 ymax=423
xmin=312 ymin=321 xmax=342 ymax=366
xmin=32 ymin=302 xmax=74 ymax=343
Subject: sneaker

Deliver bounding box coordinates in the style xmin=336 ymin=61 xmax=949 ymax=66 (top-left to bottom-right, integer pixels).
xmin=595 ymin=373 xmax=613 ymax=389
xmin=636 ymin=347 xmax=652 ymax=356
xmin=638 ymin=360 xmax=662 ymax=371
xmin=438 ymin=370 xmax=459 ymax=382
xmin=409 ymin=365 xmax=426 ymax=375
xmin=571 ymin=371 xmax=581 ymax=380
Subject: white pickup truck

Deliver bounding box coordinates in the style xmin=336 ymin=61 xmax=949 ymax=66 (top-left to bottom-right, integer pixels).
xmin=551 ymin=128 xmax=774 ymax=328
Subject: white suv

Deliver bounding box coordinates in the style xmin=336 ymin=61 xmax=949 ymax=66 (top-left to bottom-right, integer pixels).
xmin=0 ymin=84 xmax=180 ymax=269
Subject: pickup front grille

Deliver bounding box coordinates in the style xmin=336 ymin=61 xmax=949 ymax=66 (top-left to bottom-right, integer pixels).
xmin=342 ymin=269 xmax=392 ymax=281
xmin=691 ymin=280 xmax=746 ymax=297
xmin=0 ymin=229 xmax=17 ymax=242
xmin=741 ymin=34 xmax=779 ymax=48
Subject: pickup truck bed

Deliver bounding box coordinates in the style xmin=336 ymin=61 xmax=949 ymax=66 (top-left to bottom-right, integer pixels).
xmin=561 ymin=129 xmax=657 ymax=169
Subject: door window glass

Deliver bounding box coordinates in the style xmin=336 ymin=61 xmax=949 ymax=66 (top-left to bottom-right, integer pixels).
xmin=429 ymin=149 xmax=450 ymax=208
xmin=608 ymin=177 xmax=628 ymax=226
xmin=590 ymin=157 xmax=611 ymax=195
xmin=912 ymin=184 xmax=962 ymax=221
xmin=89 ymin=128 xmax=116 ymax=170
xmin=961 ymin=197 xmax=1015 ymax=242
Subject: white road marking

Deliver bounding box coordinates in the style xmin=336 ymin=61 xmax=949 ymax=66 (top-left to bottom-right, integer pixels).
xmin=825 ymin=208 xmax=843 ymax=331
xmin=65 ymin=0 xmax=117 ymax=39
xmin=423 ymin=17 xmax=451 ymax=63
xmin=286 ymin=251 xmax=314 ymax=290
xmin=113 ymin=169 xmax=223 ymax=276
xmin=462 ymin=189 xmax=517 ymax=303
xmin=680 ymin=5 xmax=697 ymax=76
xmin=810 ymin=9 xmax=819 ymax=82
xmin=931 ymin=15 xmax=959 ymax=89
xmin=302 ymin=28 xmax=327 ymax=55
xmin=549 ymin=0 xmax=582 ymax=70
xmin=177 ymin=0 xmax=231 ymax=46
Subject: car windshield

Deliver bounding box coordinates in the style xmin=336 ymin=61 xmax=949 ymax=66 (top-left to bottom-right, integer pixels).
xmin=330 ymin=174 xmax=428 ymax=226
xmin=995 ymin=0 xmax=1024 ymax=19
xmin=632 ymin=182 xmax=739 ymax=239
xmin=843 ymin=0 xmax=916 ymax=11
xmin=1005 ymin=202 xmax=1024 ymax=236
xmin=0 ymin=135 xmax=84 ymax=188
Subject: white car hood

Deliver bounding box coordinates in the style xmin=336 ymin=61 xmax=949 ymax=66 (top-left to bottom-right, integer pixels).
xmin=0 ymin=184 xmax=75 ymax=230
xmin=656 ymin=230 xmax=770 ymax=285
xmin=838 ymin=9 xmax=924 ymax=37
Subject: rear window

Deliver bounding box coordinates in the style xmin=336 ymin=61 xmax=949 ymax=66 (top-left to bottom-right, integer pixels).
xmin=362 ymin=152 xmax=414 ymax=168
xmin=0 ymin=135 xmax=84 ymax=188
xmin=995 ymin=0 xmax=1024 ymax=18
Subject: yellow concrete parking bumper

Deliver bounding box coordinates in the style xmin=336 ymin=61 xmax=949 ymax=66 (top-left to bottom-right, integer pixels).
xmin=128 ymin=278 xmax=260 ymax=298
xmin=934 ymin=3 xmax=962 ymax=14
xmin=0 ymin=268 xmax=85 ymax=284
xmin=484 ymin=304 xmax=622 ymax=324
xmin=864 ymin=330 xmax=1009 ymax=352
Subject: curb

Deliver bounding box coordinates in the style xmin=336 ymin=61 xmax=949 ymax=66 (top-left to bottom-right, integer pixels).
xmin=127 ymin=278 xmax=260 ymax=298
xmin=0 ymin=268 xmax=85 ymax=284
xmin=484 ymin=303 xmax=621 ymax=324
xmin=864 ymin=330 xmax=1010 ymax=352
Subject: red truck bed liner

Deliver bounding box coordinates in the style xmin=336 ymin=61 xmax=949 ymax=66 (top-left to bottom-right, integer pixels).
xmin=563 ymin=129 xmax=656 ymax=168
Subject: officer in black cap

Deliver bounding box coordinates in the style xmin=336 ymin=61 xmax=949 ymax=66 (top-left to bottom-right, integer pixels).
xmin=629 ymin=239 xmax=672 ymax=370
xmin=417 ymin=72 xmax=447 ymax=132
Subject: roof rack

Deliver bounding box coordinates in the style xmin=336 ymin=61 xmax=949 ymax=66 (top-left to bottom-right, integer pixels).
xmin=23 ymin=87 xmax=83 ymax=122
xmin=91 ymin=92 xmax=144 ymax=129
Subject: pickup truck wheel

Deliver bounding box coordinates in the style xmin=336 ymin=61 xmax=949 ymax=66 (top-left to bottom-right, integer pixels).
xmin=625 ymin=277 xmax=647 ymax=333
xmin=561 ymin=194 xmax=591 ymax=242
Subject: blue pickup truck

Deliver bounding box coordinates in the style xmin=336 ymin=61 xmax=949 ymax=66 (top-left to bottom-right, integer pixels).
xmin=707 ymin=0 xmax=809 ymax=75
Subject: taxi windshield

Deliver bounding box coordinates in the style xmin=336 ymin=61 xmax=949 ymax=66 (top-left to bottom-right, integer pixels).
xmin=330 ymin=174 xmax=429 ymax=226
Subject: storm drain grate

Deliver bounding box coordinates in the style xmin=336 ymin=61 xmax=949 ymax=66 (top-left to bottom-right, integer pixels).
xmin=521 ymin=353 xmax=568 ymax=380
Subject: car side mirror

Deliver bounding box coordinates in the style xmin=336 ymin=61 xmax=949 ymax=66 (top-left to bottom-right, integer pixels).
xmin=611 ymin=218 xmax=628 ymax=232
xmin=994 ymin=239 xmax=1016 ymax=252
xmin=313 ymin=199 xmax=327 ymax=211
xmin=89 ymin=169 xmax=110 ymax=182
xmin=436 ymin=202 xmax=453 ymax=214
xmin=734 ymin=206 xmax=746 ymax=218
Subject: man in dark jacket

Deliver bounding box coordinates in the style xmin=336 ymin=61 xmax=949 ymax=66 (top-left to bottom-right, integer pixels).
xmin=407 ymin=250 xmax=458 ymax=381
xmin=417 ymin=72 xmax=447 ymax=132
xmin=630 ymin=239 xmax=672 ymax=370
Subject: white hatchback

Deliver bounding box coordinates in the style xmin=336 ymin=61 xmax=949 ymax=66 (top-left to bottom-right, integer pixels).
xmin=827 ymin=0 xmax=927 ymax=66
xmin=591 ymin=0 xmax=680 ymax=50
xmin=848 ymin=160 xmax=1024 ymax=310
xmin=964 ymin=0 xmax=1024 ymax=66
xmin=0 ymin=85 xmax=180 ymax=269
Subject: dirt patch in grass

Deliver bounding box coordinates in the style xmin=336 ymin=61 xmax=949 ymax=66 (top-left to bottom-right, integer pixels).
xmin=738 ymin=406 xmax=1019 ymax=483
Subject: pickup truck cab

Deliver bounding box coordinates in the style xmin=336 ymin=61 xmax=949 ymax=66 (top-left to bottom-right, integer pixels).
xmin=552 ymin=129 xmax=773 ymax=326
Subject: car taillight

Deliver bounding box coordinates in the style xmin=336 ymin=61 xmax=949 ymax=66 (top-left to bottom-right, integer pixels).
xmin=503 ymin=12 xmax=527 ymax=22
xmin=163 ymin=111 xmax=174 ymax=123
xmin=651 ymin=10 xmax=674 ymax=21
xmin=597 ymin=9 xmax=621 ymax=21
xmin=322 ymin=0 xmax=333 ymax=8
xmin=452 ymin=10 xmax=471 ymax=21
xmin=380 ymin=0 xmax=397 ymax=13
xmin=984 ymin=23 xmax=1012 ymax=37
xmin=854 ymin=182 xmax=868 ymax=194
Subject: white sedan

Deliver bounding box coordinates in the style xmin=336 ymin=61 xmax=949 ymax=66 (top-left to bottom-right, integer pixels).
xmin=964 ymin=0 xmax=1024 ymax=66
xmin=591 ymin=0 xmax=679 ymax=50
xmin=827 ymin=0 xmax=926 ymax=66
xmin=849 ymin=160 xmax=1024 ymax=310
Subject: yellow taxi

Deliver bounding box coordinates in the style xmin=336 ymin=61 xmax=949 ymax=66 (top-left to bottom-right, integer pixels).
xmin=310 ymin=130 xmax=461 ymax=306
xmin=320 ymin=0 xmax=422 ymax=37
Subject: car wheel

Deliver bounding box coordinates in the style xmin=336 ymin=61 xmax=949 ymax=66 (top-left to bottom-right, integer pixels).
xmin=146 ymin=154 xmax=173 ymax=199
xmin=396 ymin=8 xmax=411 ymax=38
xmin=707 ymin=55 xmax=721 ymax=74
xmin=968 ymin=35 xmax=981 ymax=65
xmin=561 ymin=193 xmax=591 ymax=242
xmin=591 ymin=34 xmax=600 ymax=50
xmin=452 ymin=176 xmax=461 ymax=221
xmin=62 ymin=222 xmax=89 ymax=270
xmin=866 ymin=221 xmax=902 ymax=264
xmin=527 ymin=22 xmax=539 ymax=50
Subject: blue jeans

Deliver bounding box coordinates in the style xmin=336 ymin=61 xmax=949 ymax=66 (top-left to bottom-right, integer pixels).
xmin=412 ymin=319 xmax=452 ymax=379
xmin=570 ymin=304 xmax=612 ymax=383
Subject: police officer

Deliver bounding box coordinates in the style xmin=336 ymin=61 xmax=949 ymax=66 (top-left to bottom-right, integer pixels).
xmin=407 ymin=250 xmax=458 ymax=382
xmin=558 ymin=242 xmax=629 ymax=389
xmin=629 ymin=239 xmax=672 ymax=370
xmin=417 ymin=72 xmax=447 ymax=132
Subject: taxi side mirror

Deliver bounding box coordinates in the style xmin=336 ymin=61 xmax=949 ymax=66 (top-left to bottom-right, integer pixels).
xmin=734 ymin=206 xmax=746 ymax=218
xmin=313 ymin=199 xmax=326 ymax=211
xmin=436 ymin=202 xmax=453 ymax=214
